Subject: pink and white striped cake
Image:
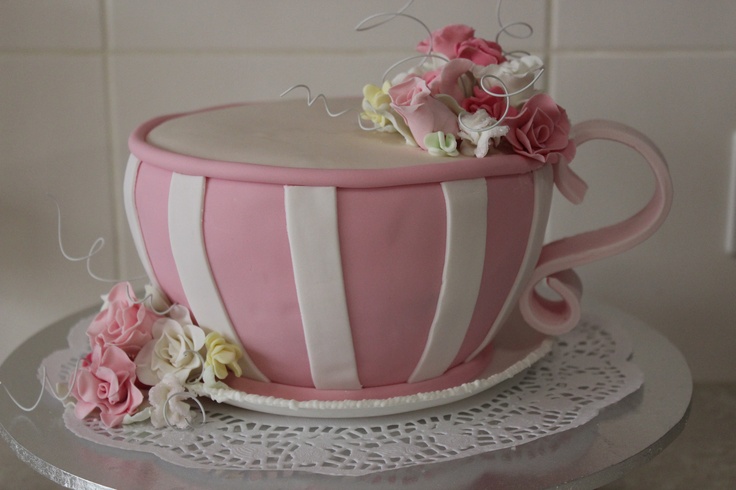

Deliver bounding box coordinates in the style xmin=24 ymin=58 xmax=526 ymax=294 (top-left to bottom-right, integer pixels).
xmin=50 ymin=18 xmax=671 ymax=426
xmin=123 ymin=89 xmax=673 ymax=417
xmin=124 ymin=98 xmax=557 ymax=406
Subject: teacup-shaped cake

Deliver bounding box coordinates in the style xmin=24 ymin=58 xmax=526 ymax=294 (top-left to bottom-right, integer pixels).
xmin=121 ymin=24 xmax=672 ymax=417
xmin=124 ymin=96 xmax=671 ymax=414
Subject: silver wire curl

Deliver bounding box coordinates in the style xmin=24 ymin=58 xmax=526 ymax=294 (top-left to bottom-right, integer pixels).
xmin=51 ymin=195 xmax=146 ymax=284
xmin=378 ymin=52 xmax=449 ymax=85
xmin=494 ymin=0 xmax=535 ymax=58
xmin=478 ymin=67 xmax=545 ymax=98
xmin=122 ymin=282 xmax=176 ymax=316
xmin=354 ymin=0 xmax=414 ymax=32
xmin=458 ymin=64 xmax=545 ymax=135
xmin=280 ymin=85 xmax=350 ymax=117
xmin=0 ymin=360 xmax=81 ymax=412
xmin=357 ymin=113 xmax=380 ymax=132
xmin=458 ymin=75 xmax=510 ymax=135
xmin=355 ymin=4 xmax=440 ymax=81
xmin=163 ymin=390 xmax=206 ymax=430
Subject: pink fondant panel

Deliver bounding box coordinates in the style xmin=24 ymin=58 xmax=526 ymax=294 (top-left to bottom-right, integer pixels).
xmin=131 ymin=113 xmax=552 ymax=394
xmin=134 ymin=163 xmax=190 ymax=312
xmin=450 ymin=173 xmax=536 ymax=367
xmin=337 ymin=184 xmax=447 ymax=387
xmin=202 ymin=179 xmax=313 ymax=387
xmin=225 ymin=338 xmax=495 ymax=402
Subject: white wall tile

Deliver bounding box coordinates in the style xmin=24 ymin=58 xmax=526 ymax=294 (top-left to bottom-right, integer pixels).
xmin=547 ymin=53 xmax=736 ymax=381
xmin=110 ymin=52 xmax=407 ymax=129
xmin=553 ymin=0 xmax=736 ymax=50
xmin=108 ymin=0 xmax=545 ymax=52
xmin=106 ymin=0 xmax=548 ymax=280
xmin=0 ymin=54 xmax=114 ymax=363
xmin=3 ymin=0 xmax=735 ymax=382
xmin=0 ymin=0 xmax=103 ymax=50
xmin=109 ymin=50 xmax=406 ymax=278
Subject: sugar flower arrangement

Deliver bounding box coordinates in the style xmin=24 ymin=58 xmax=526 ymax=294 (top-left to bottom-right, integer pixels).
xmin=361 ymin=24 xmax=576 ymax=164
xmin=69 ymin=282 xmax=244 ymax=428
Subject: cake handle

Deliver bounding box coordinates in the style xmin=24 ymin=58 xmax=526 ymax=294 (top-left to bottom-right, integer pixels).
xmin=518 ymin=119 xmax=674 ymax=335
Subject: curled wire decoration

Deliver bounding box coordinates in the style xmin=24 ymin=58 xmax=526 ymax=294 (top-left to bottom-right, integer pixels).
xmin=354 ymin=0 xmax=414 ymax=31
xmin=51 ymin=195 xmax=146 ymax=284
xmin=458 ymin=65 xmax=545 ymax=135
xmin=356 ymin=12 xmax=432 ymax=51
xmin=122 ymin=283 xmax=176 ymax=317
xmin=458 ymin=76 xmax=511 ymax=135
xmin=357 ymin=113 xmax=381 ymax=132
xmin=504 ymin=49 xmax=534 ymax=59
xmin=0 ymin=360 xmax=81 ymax=412
xmin=280 ymin=85 xmax=350 ymax=118
xmin=378 ymin=52 xmax=448 ymax=85
xmin=163 ymin=391 xmax=207 ymax=430
xmin=479 ymin=67 xmax=545 ymax=98
xmin=494 ymin=0 xmax=535 ymax=57
xmin=356 ymin=7 xmax=440 ymax=81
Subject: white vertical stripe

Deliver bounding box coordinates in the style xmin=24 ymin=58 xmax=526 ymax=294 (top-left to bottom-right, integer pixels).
xmin=408 ymin=178 xmax=488 ymax=383
xmin=284 ymin=186 xmax=362 ymax=390
xmin=465 ymin=165 xmax=554 ymax=362
xmin=123 ymin=155 xmax=161 ymax=291
xmin=168 ymin=173 xmax=269 ymax=382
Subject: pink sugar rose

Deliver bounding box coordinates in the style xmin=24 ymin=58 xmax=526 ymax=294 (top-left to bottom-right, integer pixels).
xmin=417 ymin=24 xmax=506 ymax=66
xmin=389 ymin=76 xmax=459 ymax=150
xmin=461 ymin=85 xmax=519 ymax=121
xmin=504 ymin=93 xmax=576 ymax=164
xmin=456 ymin=37 xmax=506 ymax=66
xmin=417 ymin=24 xmax=476 ymax=59
xmin=87 ymin=282 xmax=157 ymax=358
xmin=71 ymin=344 xmax=144 ymax=428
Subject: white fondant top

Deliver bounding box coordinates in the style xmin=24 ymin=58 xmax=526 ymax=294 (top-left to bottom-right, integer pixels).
xmin=132 ymin=98 xmax=544 ymax=187
xmin=146 ymin=99 xmax=466 ymax=170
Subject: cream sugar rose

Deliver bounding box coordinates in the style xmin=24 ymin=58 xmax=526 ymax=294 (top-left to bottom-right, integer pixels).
xmin=70 ymin=24 xmax=672 ymax=426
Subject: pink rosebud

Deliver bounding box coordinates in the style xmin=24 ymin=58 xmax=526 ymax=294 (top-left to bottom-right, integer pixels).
xmin=426 ymin=58 xmax=475 ymax=102
xmin=87 ymin=282 xmax=157 ymax=358
xmin=388 ymin=76 xmax=459 ymax=150
xmin=504 ymin=93 xmax=576 ymax=164
xmin=417 ymin=24 xmax=476 ymax=59
xmin=420 ymin=67 xmax=441 ymax=86
xmin=71 ymin=344 xmax=144 ymax=427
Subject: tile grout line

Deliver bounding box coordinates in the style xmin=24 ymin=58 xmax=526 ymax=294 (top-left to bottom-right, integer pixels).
xmin=544 ymin=0 xmax=555 ymax=94
xmin=99 ymin=0 xmax=122 ymax=281
xmin=1 ymin=46 xmax=734 ymax=58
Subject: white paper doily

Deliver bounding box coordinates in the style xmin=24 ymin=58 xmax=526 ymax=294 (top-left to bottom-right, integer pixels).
xmin=43 ymin=311 xmax=642 ymax=477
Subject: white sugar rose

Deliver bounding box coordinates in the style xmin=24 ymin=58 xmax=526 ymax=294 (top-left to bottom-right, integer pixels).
xmin=458 ymin=109 xmax=508 ymax=158
xmin=473 ymin=55 xmax=544 ymax=108
xmin=135 ymin=305 xmax=206 ymax=386
xmin=148 ymin=373 xmax=191 ymax=429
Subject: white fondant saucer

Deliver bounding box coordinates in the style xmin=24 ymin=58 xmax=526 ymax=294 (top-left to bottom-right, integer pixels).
xmin=190 ymin=311 xmax=552 ymax=418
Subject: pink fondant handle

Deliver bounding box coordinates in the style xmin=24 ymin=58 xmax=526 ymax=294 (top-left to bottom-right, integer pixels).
xmin=518 ymin=120 xmax=673 ymax=335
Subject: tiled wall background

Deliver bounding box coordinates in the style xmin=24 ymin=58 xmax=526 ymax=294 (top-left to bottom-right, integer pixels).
xmin=2 ymin=0 xmax=735 ymax=382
